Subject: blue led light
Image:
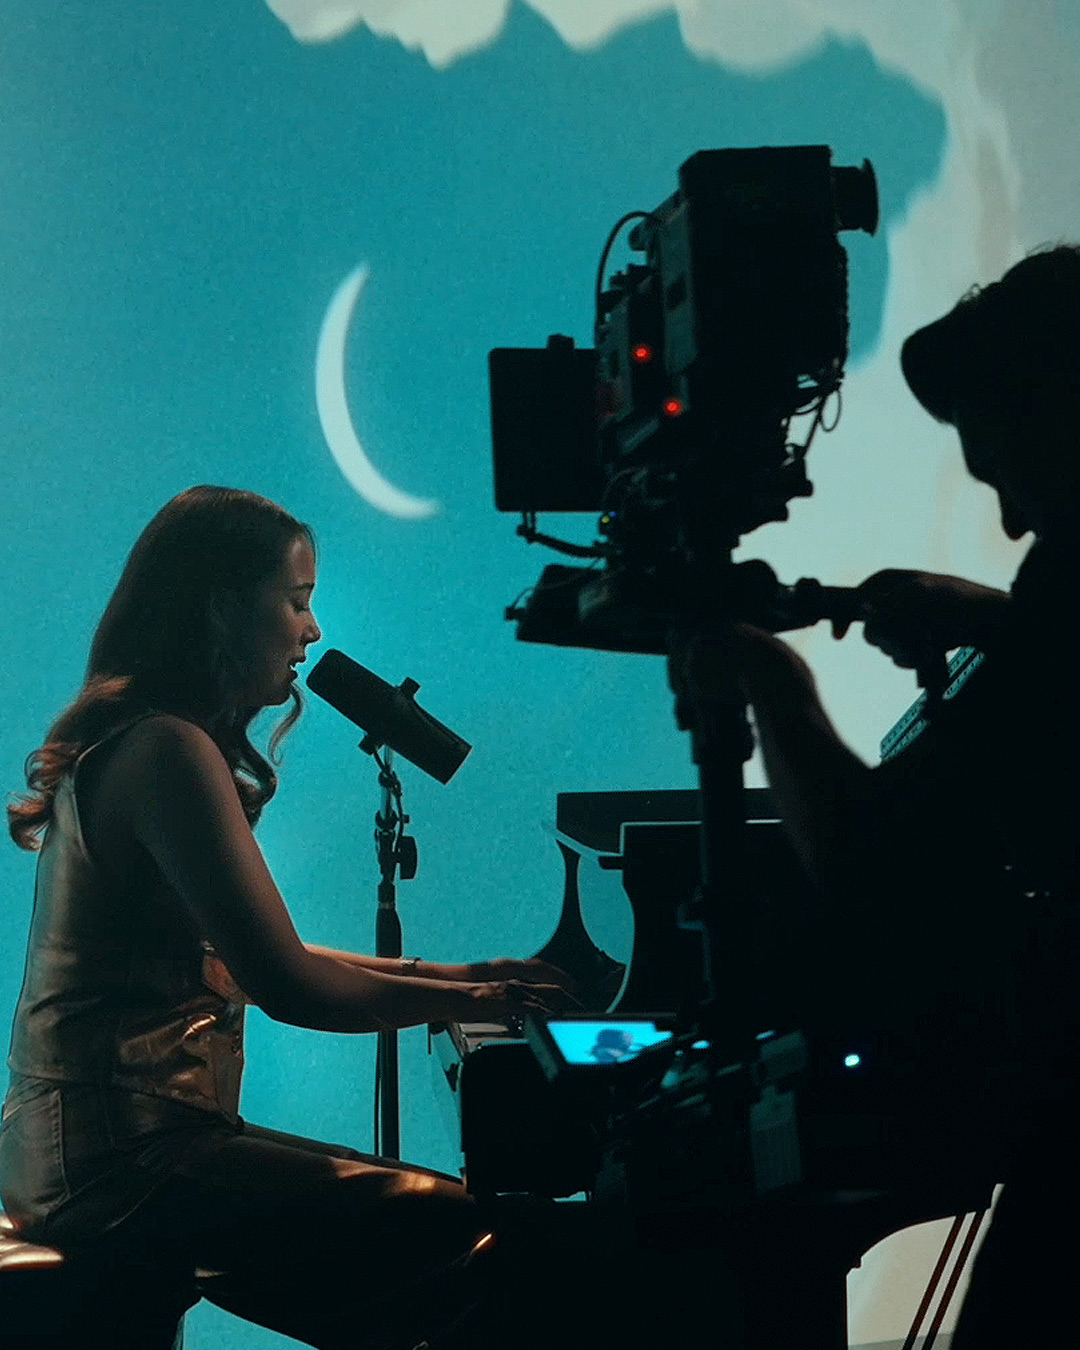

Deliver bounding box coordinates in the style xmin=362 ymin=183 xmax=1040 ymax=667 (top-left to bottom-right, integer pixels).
xmin=844 ymin=1053 xmax=862 ymax=1069
xmin=691 ymin=1039 xmax=710 ymax=1050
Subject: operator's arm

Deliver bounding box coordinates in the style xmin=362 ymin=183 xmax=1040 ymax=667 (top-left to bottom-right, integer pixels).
xmin=731 ymin=627 xmax=873 ymax=887
xmin=669 ymin=629 xmax=873 ymax=888
xmin=114 ymin=716 xmax=561 ymax=1032
xmin=741 ymin=569 xmax=1012 ymax=878
xmin=736 ymin=566 xmax=1013 ymax=878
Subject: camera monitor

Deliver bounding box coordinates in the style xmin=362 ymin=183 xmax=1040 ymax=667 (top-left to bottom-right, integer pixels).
xmin=525 ymin=1013 xmax=675 ymax=1084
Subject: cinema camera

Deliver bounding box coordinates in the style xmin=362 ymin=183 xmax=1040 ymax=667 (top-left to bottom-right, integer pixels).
xmin=490 ymin=145 xmax=879 ymax=653
xmin=486 ymin=149 xmax=882 ymax=1227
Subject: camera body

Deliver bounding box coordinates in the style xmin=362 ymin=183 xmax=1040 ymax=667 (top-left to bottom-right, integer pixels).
xmin=596 ymin=146 xmax=875 ymax=533
xmin=490 ymin=145 xmax=877 ymax=652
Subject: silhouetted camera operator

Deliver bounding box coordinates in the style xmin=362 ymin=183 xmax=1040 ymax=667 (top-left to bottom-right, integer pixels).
xmin=684 ymin=246 xmax=1080 ymax=1344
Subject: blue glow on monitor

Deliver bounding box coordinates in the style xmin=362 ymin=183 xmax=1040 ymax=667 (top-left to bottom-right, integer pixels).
xmin=844 ymin=1053 xmax=862 ymax=1068
xmin=548 ymin=1019 xmax=673 ymax=1065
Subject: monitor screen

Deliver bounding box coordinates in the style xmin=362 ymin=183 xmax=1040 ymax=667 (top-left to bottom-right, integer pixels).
xmin=547 ymin=1019 xmax=674 ymax=1066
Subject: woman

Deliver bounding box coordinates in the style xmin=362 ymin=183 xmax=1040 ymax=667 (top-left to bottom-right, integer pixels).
xmin=0 ymin=485 xmax=570 ymax=1348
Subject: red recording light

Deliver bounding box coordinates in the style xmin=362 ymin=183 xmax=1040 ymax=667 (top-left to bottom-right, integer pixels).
xmin=662 ymin=397 xmax=685 ymax=417
xmin=631 ymin=343 xmax=654 ymax=364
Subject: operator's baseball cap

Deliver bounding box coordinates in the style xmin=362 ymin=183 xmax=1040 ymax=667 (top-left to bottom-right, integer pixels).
xmin=901 ymin=246 xmax=1080 ymax=425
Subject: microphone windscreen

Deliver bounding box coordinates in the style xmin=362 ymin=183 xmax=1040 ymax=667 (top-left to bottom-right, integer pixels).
xmin=306 ymin=649 xmax=471 ymax=784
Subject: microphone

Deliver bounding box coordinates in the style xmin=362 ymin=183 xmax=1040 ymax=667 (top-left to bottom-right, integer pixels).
xmin=306 ymin=649 xmax=471 ymax=784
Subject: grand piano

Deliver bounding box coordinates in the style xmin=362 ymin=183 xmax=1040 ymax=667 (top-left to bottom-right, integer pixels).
xmin=428 ymin=655 xmax=1006 ymax=1347
xmin=429 ymin=785 xmax=811 ymax=1199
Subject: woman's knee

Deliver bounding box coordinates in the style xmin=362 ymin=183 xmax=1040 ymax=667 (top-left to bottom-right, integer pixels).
xmin=371 ymin=1168 xmax=480 ymax=1245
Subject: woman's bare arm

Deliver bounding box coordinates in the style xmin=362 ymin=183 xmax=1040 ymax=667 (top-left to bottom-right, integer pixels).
xmin=111 ymin=716 xmax=559 ymax=1032
xmin=303 ymin=947 xmax=576 ymax=992
xmin=303 ymin=948 xmax=471 ymax=983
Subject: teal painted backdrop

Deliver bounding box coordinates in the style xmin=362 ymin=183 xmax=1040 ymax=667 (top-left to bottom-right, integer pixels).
xmin=4 ymin=2 xmax=1061 ymax=1344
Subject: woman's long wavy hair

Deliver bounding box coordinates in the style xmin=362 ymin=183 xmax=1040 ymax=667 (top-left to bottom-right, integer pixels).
xmin=9 ymin=486 xmax=314 ymax=851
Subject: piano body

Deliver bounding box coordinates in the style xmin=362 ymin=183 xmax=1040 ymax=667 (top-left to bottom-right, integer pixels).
xmin=430 ymin=787 xmax=716 ymax=1198
xmin=429 ymin=774 xmax=1002 ymax=1348
xmin=430 ymin=785 xmax=948 ymax=1197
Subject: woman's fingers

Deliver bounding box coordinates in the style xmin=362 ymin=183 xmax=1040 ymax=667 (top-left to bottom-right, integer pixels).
xmin=480 ymin=957 xmax=580 ymax=996
xmin=503 ymin=979 xmax=582 ymax=1015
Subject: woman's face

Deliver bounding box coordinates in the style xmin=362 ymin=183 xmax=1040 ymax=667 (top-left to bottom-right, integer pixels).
xmin=244 ymin=534 xmax=321 ymax=707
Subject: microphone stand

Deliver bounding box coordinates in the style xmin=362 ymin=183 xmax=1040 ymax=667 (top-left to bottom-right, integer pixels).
xmin=307 ymin=653 xmax=470 ymax=1158
xmin=364 ymin=735 xmax=418 ymax=1161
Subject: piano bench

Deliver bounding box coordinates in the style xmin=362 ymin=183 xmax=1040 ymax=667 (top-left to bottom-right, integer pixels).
xmin=0 ymin=1211 xmax=194 ymax=1348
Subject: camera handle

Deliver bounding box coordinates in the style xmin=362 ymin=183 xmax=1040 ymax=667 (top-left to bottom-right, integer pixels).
xmin=738 ymin=564 xmax=952 ymax=712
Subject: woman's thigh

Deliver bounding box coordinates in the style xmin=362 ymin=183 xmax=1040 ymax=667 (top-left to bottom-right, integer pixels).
xmin=152 ymin=1123 xmax=487 ymax=1349
xmin=146 ymin=1120 xmax=481 ymax=1269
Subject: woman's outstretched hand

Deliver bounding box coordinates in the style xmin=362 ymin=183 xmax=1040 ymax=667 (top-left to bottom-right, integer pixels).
xmin=464 ymin=959 xmax=583 ymax=1024
xmin=467 ymin=957 xmax=579 ymax=995
xmin=473 ymin=976 xmax=582 ymax=1024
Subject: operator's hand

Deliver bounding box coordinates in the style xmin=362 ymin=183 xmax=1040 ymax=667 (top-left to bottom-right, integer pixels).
xmin=832 ymin=569 xmax=1011 ymax=668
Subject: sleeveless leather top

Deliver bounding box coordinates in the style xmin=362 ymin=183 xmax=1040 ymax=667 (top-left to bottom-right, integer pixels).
xmin=5 ymin=721 xmax=244 ymax=1120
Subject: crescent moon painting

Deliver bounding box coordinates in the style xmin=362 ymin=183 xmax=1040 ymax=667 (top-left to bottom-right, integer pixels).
xmin=315 ymin=264 xmax=440 ymax=520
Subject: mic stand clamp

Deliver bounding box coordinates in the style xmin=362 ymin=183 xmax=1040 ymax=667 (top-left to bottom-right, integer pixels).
xmin=367 ymin=749 xmax=418 ymax=885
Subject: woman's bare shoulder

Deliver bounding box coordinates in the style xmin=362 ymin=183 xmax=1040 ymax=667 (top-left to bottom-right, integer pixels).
xmin=77 ymin=716 xmax=232 ymax=866
xmin=95 ymin=714 xmax=231 ymax=801
xmin=114 ymin=713 xmax=219 ymax=756
xmin=126 ymin=713 xmax=216 ymax=748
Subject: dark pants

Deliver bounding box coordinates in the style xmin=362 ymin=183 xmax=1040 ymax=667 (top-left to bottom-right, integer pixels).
xmin=1 ymin=1081 xmax=487 ymax=1350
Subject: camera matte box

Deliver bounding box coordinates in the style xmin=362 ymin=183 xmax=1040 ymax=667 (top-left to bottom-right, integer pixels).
xmin=489 ymin=344 xmax=604 ymax=512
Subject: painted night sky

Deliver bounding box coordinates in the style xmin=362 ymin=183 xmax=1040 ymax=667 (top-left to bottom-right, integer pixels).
xmin=2 ymin=2 xmax=1074 ymax=1343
